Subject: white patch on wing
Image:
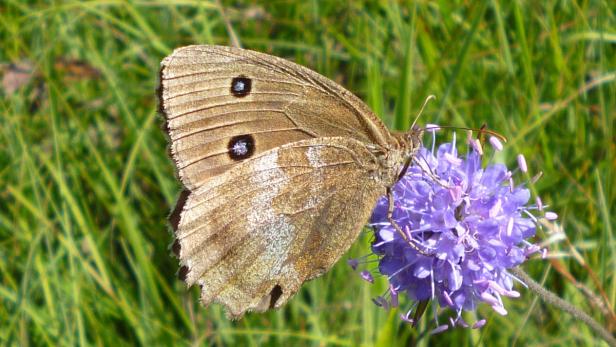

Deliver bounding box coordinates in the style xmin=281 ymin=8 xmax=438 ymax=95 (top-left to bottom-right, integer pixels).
xmin=303 ymin=146 xmax=327 ymax=212
xmin=247 ymin=151 xmax=297 ymax=280
xmin=306 ymin=146 xmax=324 ymax=168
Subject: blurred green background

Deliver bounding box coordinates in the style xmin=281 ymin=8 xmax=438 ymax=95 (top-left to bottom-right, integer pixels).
xmin=1 ymin=1 xmax=615 ymax=346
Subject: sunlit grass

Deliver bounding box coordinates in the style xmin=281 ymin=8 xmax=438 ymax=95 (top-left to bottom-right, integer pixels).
xmin=1 ymin=1 xmax=614 ymax=345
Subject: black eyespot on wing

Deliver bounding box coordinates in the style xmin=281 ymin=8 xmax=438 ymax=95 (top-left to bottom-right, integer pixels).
xmin=228 ymin=134 xmax=255 ymax=161
xmin=230 ymin=76 xmax=251 ymax=97
xmin=269 ymin=285 xmax=283 ymax=309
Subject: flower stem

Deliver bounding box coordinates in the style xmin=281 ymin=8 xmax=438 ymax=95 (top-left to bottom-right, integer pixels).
xmin=511 ymin=267 xmax=616 ymax=347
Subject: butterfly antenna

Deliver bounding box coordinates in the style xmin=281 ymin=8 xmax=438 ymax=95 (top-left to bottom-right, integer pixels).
xmin=410 ymin=95 xmax=436 ymax=131
xmin=424 ymin=125 xmax=508 ymax=143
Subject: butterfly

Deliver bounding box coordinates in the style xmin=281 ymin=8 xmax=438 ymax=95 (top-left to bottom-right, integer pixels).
xmin=158 ymin=45 xmax=423 ymax=318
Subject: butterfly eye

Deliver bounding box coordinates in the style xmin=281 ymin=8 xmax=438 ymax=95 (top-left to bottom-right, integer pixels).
xmin=228 ymin=134 xmax=255 ymax=160
xmin=230 ymin=76 xmax=252 ymax=97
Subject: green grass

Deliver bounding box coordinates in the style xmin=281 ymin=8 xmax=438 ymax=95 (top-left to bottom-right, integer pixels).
xmin=1 ymin=1 xmax=615 ymax=345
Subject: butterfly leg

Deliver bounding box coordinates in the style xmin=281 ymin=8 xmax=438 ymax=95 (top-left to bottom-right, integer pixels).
xmin=387 ymin=187 xmax=431 ymax=256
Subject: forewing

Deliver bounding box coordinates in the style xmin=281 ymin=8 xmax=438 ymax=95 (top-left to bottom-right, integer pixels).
xmin=159 ymin=45 xmax=394 ymax=190
xmin=172 ymin=137 xmax=384 ymax=318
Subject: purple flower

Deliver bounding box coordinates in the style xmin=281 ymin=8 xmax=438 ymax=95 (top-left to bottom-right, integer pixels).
xmin=360 ymin=130 xmax=553 ymax=329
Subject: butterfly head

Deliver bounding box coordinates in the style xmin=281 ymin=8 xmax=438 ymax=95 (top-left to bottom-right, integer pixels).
xmin=399 ymin=125 xmax=424 ymax=159
xmin=384 ymin=126 xmax=424 ymax=184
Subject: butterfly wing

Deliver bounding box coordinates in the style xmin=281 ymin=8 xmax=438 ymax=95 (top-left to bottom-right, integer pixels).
xmin=173 ymin=137 xmax=384 ymax=318
xmin=159 ymin=45 xmax=395 ymax=190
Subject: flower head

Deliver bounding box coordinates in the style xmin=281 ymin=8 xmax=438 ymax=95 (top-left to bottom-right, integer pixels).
xmin=358 ymin=130 xmax=555 ymax=330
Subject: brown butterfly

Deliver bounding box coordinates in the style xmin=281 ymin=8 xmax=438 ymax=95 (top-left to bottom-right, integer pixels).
xmin=159 ymin=45 xmax=423 ymax=318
